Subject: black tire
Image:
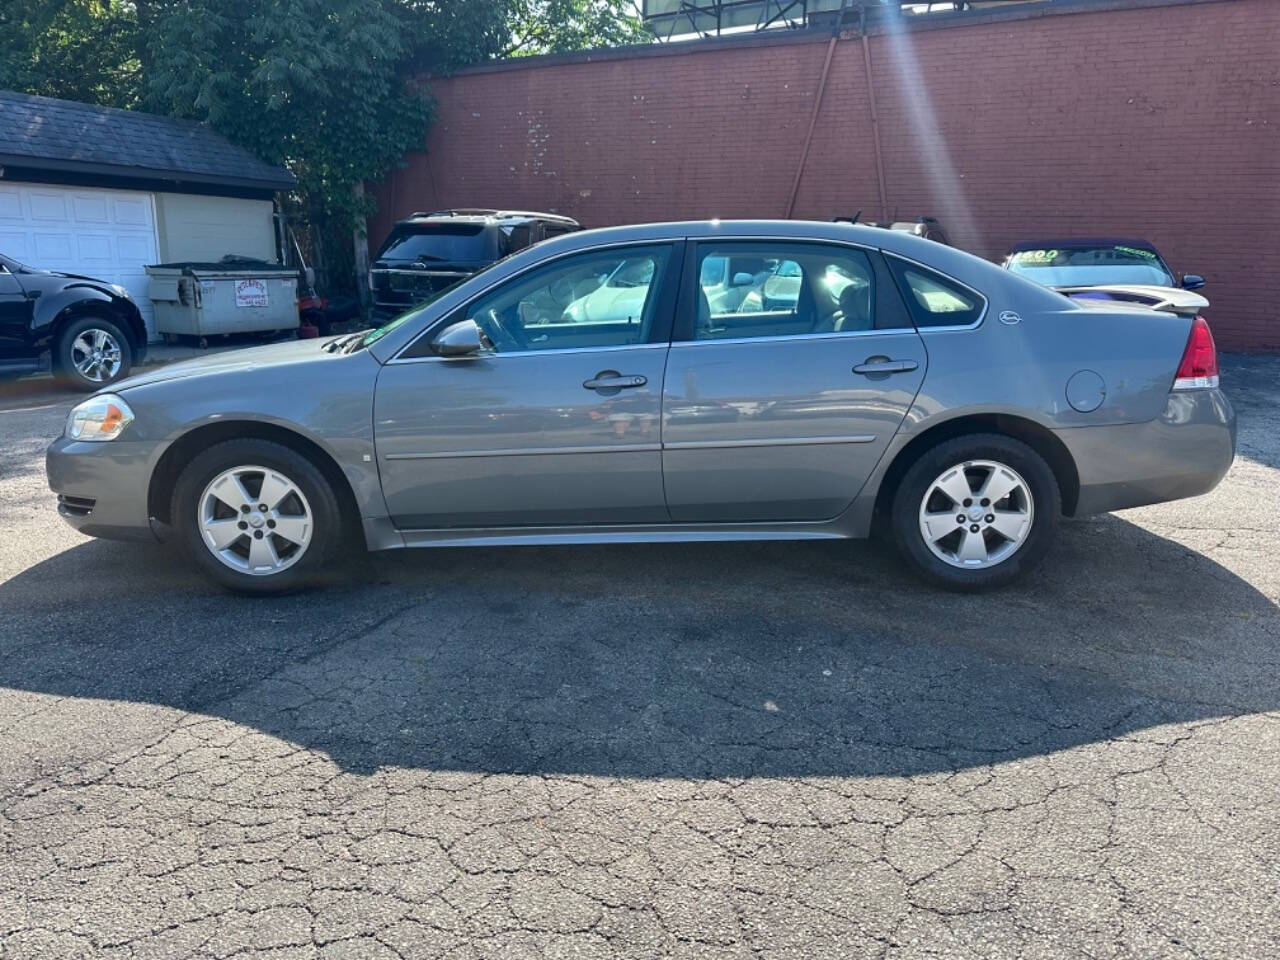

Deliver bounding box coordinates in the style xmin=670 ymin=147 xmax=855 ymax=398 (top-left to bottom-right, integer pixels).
xmin=171 ymin=439 xmax=345 ymax=595
xmin=890 ymin=433 xmax=1061 ymax=591
xmin=54 ymin=316 xmax=133 ymax=391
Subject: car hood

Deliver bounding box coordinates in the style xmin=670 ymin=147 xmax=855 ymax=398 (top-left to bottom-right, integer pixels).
xmin=18 ymin=267 xmax=129 ymax=293
xmin=113 ymin=337 xmax=342 ymax=392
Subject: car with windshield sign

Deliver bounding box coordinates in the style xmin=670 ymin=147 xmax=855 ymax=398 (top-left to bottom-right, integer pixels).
xmin=47 ymin=220 xmax=1234 ymax=595
xmin=1001 ymin=238 xmax=1208 ymax=316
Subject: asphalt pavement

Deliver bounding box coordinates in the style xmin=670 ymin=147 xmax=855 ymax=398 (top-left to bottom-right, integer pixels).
xmin=0 ymin=356 xmax=1277 ymax=959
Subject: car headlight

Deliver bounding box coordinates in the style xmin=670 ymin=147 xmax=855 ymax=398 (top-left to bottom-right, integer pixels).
xmin=65 ymin=394 xmax=135 ymax=441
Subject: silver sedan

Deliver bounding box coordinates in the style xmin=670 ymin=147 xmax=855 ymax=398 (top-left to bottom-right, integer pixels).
xmin=46 ymin=220 xmax=1235 ymax=593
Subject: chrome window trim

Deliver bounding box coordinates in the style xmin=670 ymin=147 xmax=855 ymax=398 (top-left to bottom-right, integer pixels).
xmin=390 ymin=239 xmax=681 ymax=362
xmin=885 ymin=251 xmax=989 ymax=333
xmin=385 ymin=341 xmax=670 ymax=366
xmin=672 ymin=327 xmax=911 ymax=349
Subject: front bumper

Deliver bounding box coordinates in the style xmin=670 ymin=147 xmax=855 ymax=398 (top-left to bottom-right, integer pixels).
xmin=46 ymin=437 xmax=160 ymax=542
xmin=1060 ymin=388 xmax=1236 ymax=516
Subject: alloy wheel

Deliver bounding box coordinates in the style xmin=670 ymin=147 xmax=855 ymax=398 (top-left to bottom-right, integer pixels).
xmin=198 ymin=465 xmax=313 ymax=575
xmin=71 ymin=328 xmax=123 ymax=383
xmin=918 ymin=459 xmax=1034 ymax=569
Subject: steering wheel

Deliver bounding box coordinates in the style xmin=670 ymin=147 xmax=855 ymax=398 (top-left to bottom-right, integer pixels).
xmin=481 ymin=306 xmax=528 ymax=352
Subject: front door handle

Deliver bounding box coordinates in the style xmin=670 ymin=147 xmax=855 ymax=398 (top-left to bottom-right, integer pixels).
xmin=853 ymin=358 xmax=919 ymax=376
xmin=583 ymin=371 xmax=647 ymax=393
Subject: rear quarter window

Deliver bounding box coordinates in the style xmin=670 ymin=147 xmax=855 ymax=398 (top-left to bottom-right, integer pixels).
xmin=887 ymin=258 xmax=985 ymax=328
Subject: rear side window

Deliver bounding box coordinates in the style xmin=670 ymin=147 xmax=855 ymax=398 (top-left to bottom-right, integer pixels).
xmin=888 ymin=258 xmax=985 ymax=328
xmin=687 ymin=241 xmax=882 ymax=342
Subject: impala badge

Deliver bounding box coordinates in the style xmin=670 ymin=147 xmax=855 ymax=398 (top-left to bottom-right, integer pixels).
xmin=999 ymin=310 xmax=1022 ymax=325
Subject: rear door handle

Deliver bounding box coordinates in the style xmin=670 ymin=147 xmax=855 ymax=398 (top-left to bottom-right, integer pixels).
xmin=583 ymin=372 xmax=647 ymax=392
xmin=853 ymin=359 xmax=919 ymax=375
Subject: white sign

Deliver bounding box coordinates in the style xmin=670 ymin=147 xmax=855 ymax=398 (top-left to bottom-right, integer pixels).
xmin=234 ymin=278 xmax=269 ymax=308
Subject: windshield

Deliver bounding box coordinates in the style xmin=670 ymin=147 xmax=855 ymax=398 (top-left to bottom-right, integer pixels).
xmin=376 ymin=224 xmax=490 ymax=263
xmin=1007 ymin=245 xmax=1175 ymax=287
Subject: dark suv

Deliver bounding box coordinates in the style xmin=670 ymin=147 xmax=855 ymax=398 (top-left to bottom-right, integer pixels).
xmin=1 ymin=253 xmax=148 ymax=390
xmin=369 ymin=209 xmax=580 ymax=320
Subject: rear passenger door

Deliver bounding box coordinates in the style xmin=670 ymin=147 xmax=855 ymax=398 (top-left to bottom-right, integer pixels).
xmin=661 ymin=241 xmax=928 ymax=522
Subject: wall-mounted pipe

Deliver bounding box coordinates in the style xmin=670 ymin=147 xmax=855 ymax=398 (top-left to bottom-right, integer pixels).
xmin=784 ymin=2 xmax=848 ymax=218
xmin=860 ymin=10 xmax=890 ymax=222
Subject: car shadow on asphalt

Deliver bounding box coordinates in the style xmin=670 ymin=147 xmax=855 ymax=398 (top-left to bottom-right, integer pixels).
xmin=2 ymin=515 xmax=1276 ymax=779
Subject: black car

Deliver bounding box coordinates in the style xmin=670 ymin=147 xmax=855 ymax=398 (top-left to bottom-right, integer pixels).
xmin=369 ymin=209 xmax=580 ymax=320
xmin=0 ymin=253 xmax=148 ymax=390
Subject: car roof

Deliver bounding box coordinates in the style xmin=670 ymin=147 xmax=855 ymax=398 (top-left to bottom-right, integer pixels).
xmin=1007 ymin=237 xmax=1160 ymax=253
xmin=365 ymin=218 xmax=1066 ymax=365
xmin=526 ymin=219 xmax=946 ymax=254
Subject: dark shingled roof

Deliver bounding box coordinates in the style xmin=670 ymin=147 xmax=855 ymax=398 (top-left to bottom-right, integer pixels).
xmin=0 ymin=90 xmax=295 ymax=192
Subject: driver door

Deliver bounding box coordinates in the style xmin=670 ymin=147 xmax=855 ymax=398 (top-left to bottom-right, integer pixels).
xmin=374 ymin=242 xmax=682 ymax=529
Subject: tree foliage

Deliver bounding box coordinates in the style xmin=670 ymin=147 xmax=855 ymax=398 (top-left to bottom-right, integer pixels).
xmin=2 ymin=0 xmax=649 ymax=287
xmin=138 ymin=0 xmax=432 ymax=232
xmin=0 ymin=0 xmax=141 ymax=108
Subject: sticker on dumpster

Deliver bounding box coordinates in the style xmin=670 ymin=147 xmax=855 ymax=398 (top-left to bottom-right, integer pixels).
xmin=234 ymin=278 xmax=269 ymax=308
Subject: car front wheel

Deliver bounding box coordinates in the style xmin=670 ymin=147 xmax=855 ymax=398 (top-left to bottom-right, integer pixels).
xmin=55 ymin=316 xmax=133 ymax=391
xmin=890 ymin=433 xmax=1061 ymax=591
xmin=172 ymin=439 xmax=344 ymax=594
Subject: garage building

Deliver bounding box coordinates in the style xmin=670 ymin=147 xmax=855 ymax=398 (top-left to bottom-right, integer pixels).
xmin=0 ymin=90 xmax=295 ymax=340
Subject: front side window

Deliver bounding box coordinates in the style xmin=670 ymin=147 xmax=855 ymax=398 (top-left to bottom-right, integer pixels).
xmin=692 ymin=243 xmax=876 ymax=341
xmin=437 ymin=245 xmax=672 ymax=355
xmin=1006 ymin=244 xmax=1175 ymax=287
xmin=889 ymin=259 xmax=985 ymax=328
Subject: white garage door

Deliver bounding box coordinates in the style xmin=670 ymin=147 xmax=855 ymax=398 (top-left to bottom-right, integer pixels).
xmin=0 ymin=183 xmax=160 ymax=338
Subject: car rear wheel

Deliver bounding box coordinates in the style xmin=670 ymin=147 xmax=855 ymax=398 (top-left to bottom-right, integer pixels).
xmin=172 ymin=439 xmax=344 ymax=594
xmin=55 ymin=316 xmax=133 ymax=391
xmin=890 ymin=433 xmax=1061 ymax=591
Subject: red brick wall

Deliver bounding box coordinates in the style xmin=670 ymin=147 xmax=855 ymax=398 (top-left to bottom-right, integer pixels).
xmin=371 ymin=0 xmax=1280 ymax=350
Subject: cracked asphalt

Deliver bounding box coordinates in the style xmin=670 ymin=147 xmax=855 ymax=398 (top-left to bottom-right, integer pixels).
xmin=0 ymin=355 xmax=1277 ymax=959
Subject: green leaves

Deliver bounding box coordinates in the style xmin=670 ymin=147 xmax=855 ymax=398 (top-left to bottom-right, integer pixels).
xmin=2 ymin=0 xmax=649 ymax=288
xmin=0 ymin=0 xmax=141 ymax=107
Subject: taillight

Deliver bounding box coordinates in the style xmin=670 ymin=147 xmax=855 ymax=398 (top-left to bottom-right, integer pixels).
xmin=1173 ymin=315 xmax=1219 ymax=390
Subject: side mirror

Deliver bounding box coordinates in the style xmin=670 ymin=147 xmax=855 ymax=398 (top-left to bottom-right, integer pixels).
xmin=1181 ymin=273 xmax=1205 ymax=291
xmin=431 ymin=319 xmax=484 ymax=357
xmin=731 ymin=272 xmax=754 ymax=287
